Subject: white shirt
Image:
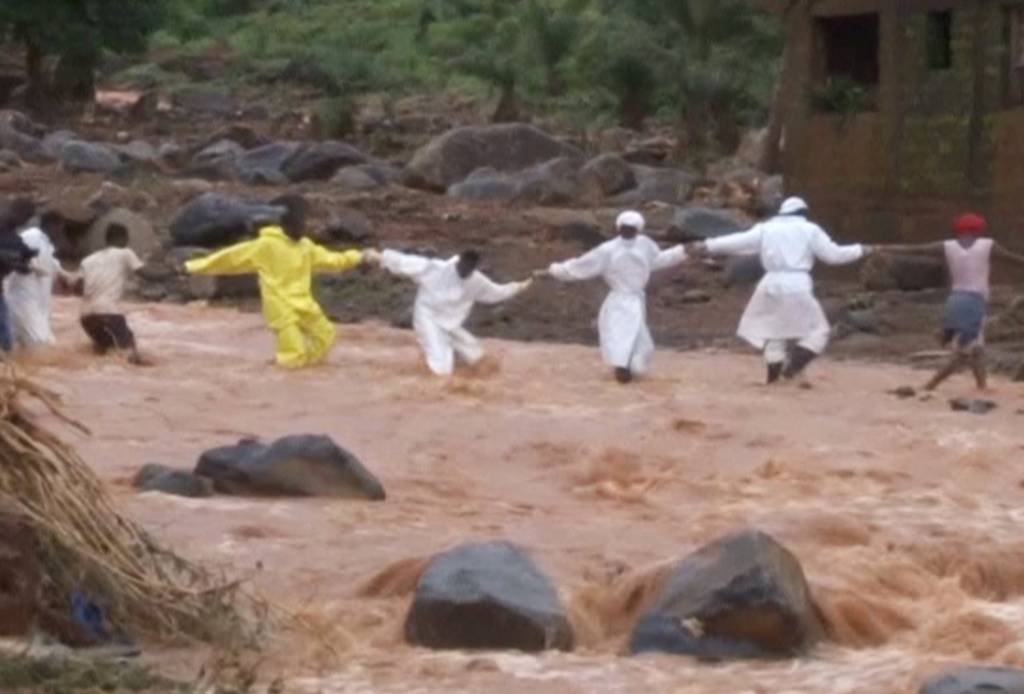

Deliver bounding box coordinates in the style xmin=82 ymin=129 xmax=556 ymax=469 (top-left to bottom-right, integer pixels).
xmin=381 ymin=250 xmax=523 ymax=331
xmin=79 ymin=247 xmax=144 ymax=315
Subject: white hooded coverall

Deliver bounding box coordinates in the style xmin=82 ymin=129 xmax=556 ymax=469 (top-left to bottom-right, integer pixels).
xmin=381 ymin=250 xmax=526 ymax=375
xmin=548 ymin=233 xmax=686 ymax=374
xmin=705 ymin=210 xmax=863 ymax=363
xmin=4 ymin=227 xmax=68 ymax=348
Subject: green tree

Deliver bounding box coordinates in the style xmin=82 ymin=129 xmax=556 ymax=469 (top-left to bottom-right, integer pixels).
xmin=523 ymin=0 xmax=580 ymax=96
xmin=0 ymin=0 xmax=167 ymax=112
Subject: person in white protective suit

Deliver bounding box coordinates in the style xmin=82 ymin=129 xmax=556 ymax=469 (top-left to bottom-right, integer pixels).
xmin=5 ymin=211 xmax=72 ymax=349
xmin=539 ymin=210 xmax=688 ymax=384
xmin=693 ymin=197 xmax=873 ymax=385
xmin=366 ymin=248 xmax=532 ymax=376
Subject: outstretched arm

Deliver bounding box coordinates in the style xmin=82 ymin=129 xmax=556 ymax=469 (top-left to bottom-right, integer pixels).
xmin=185 ymin=239 xmax=260 ymax=276
xmin=379 ymin=249 xmax=439 ymax=279
xmin=874 ymin=241 xmax=945 ymax=256
xmin=993 ymin=243 xmax=1024 ymax=267
xmin=651 ymin=244 xmax=688 ymax=272
xmin=472 ymin=274 xmax=530 ymax=304
xmin=810 ymin=228 xmax=865 ymax=265
xmin=547 ymin=245 xmax=608 ymax=282
xmin=310 ymin=243 xmax=363 ymax=273
xmin=703 ymin=226 xmax=763 ymax=256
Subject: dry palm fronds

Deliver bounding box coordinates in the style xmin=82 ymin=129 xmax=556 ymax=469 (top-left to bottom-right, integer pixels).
xmin=0 ymin=362 xmax=262 ymax=645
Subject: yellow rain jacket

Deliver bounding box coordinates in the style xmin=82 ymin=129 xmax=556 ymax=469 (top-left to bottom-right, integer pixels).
xmin=186 ymin=226 xmax=363 ymax=367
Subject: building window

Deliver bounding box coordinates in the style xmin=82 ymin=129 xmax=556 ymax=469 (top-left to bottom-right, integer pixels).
xmin=815 ymin=14 xmax=881 ymax=87
xmin=926 ymin=11 xmax=953 ymax=70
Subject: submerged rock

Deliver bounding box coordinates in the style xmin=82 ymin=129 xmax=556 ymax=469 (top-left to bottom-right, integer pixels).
xmin=194 ymin=435 xmax=385 ymax=500
xmin=629 ymin=529 xmax=824 ymax=659
xmin=404 ymin=541 xmax=573 ymax=652
xmin=133 ymin=463 xmax=214 ymax=498
xmin=920 ymin=666 xmax=1024 ymax=694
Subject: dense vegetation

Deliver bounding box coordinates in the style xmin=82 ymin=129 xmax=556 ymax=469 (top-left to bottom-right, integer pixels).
xmin=1 ymin=0 xmax=783 ymax=153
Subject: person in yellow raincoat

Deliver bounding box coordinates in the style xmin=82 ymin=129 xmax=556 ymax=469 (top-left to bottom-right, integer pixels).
xmin=185 ymin=194 xmax=365 ymax=368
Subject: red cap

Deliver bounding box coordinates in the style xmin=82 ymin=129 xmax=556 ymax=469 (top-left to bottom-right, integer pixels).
xmin=953 ymin=213 xmax=986 ymax=236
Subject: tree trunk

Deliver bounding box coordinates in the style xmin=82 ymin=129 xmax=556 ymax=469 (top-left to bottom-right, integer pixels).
xmin=619 ymin=90 xmax=648 ymax=131
xmin=22 ymin=30 xmax=46 ymax=114
xmin=492 ymin=83 xmax=521 ymax=123
xmin=545 ymin=67 xmax=565 ymax=97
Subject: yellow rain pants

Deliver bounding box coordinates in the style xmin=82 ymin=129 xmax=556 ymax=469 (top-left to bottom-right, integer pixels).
xmin=186 ymin=226 xmax=362 ymax=368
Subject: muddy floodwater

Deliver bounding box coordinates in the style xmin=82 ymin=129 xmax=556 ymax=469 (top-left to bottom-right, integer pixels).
xmin=21 ymin=299 xmax=1024 ymax=693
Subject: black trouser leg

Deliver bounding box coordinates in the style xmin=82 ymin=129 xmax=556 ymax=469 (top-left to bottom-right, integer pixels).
xmin=783 ymin=346 xmax=817 ymax=379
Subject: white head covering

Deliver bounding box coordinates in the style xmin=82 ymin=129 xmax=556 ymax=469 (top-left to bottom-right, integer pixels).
xmin=779 ymin=197 xmax=808 ymax=216
xmin=616 ymin=210 xmax=645 ymax=232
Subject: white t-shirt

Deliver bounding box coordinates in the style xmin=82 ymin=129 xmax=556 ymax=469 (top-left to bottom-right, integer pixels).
xmin=80 ymin=247 xmax=144 ymax=315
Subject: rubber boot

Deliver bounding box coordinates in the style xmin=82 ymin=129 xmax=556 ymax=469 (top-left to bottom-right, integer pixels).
xmin=614 ymin=367 xmax=633 ymax=384
xmin=766 ymin=362 xmax=784 ymax=384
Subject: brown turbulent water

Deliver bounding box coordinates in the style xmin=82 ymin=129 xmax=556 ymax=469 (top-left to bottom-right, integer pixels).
xmin=19 ymin=299 xmax=1024 ymax=693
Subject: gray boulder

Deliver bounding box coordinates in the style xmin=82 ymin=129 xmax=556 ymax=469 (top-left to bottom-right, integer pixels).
xmin=579 ymin=153 xmax=637 ymax=201
xmin=323 ymin=208 xmax=374 ymax=244
xmin=133 ymin=464 xmax=214 ymax=498
xmin=0 ymin=111 xmax=48 ymax=162
xmin=58 ymin=140 xmax=122 ymax=174
xmin=920 ymin=667 xmax=1024 ymax=694
xmin=169 ymin=192 xmax=283 ymax=247
xmin=236 ymin=141 xmax=303 ymax=185
xmin=40 ymin=129 xmax=78 ymax=160
xmin=447 ymin=167 xmax=519 ymax=203
xmin=612 ymin=165 xmax=697 ymax=207
xmin=158 ymin=142 xmax=187 ymax=169
xmin=668 ymin=206 xmax=746 ymax=243
xmin=112 ymin=140 xmax=158 ymax=167
xmin=331 ymin=164 xmax=395 ymax=191
xmin=188 ymin=139 xmax=244 ymax=181
xmin=0 ymin=149 xmax=21 ymax=171
xmin=629 ymin=529 xmax=825 ymax=659
xmin=404 ymin=541 xmax=574 ymax=652
xmin=193 ymin=435 xmax=386 ymax=500
xmin=405 ymin=123 xmax=581 ymax=192
xmin=448 ymin=157 xmax=581 ymax=207
xmin=513 ymin=157 xmax=581 ymax=206
xmin=283 ymin=141 xmax=367 ymax=182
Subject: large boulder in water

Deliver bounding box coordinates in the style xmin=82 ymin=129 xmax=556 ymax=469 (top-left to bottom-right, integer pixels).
xmin=629 ymin=529 xmax=825 ymax=659
xmin=133 ymin=463 xmax=214 ymax=498
xmin=667 ymin=206 xmax=746 ymax=243
xmin=169 ymin=192 xmax=283 ymax=247
xmin=404 ymin=541 xmax=574 ymax=652
xmin=283 ymin=140 xmax=367 ymax=182
xmin=919 ymin=667 xmax=1024 ymax=694
xmin=405 ymin=123 xmax=580 ymax=192
xmin=194 ymin=435 xmax=386 ymax=500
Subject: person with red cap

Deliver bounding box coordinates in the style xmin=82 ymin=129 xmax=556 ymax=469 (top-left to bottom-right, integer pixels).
xmin=882 ymin=213 xmax=1024 ymax=391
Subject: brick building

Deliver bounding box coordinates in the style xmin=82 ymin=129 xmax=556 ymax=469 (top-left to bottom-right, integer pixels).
xmin=765 ymin=0 xmax=1024 ymax=243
